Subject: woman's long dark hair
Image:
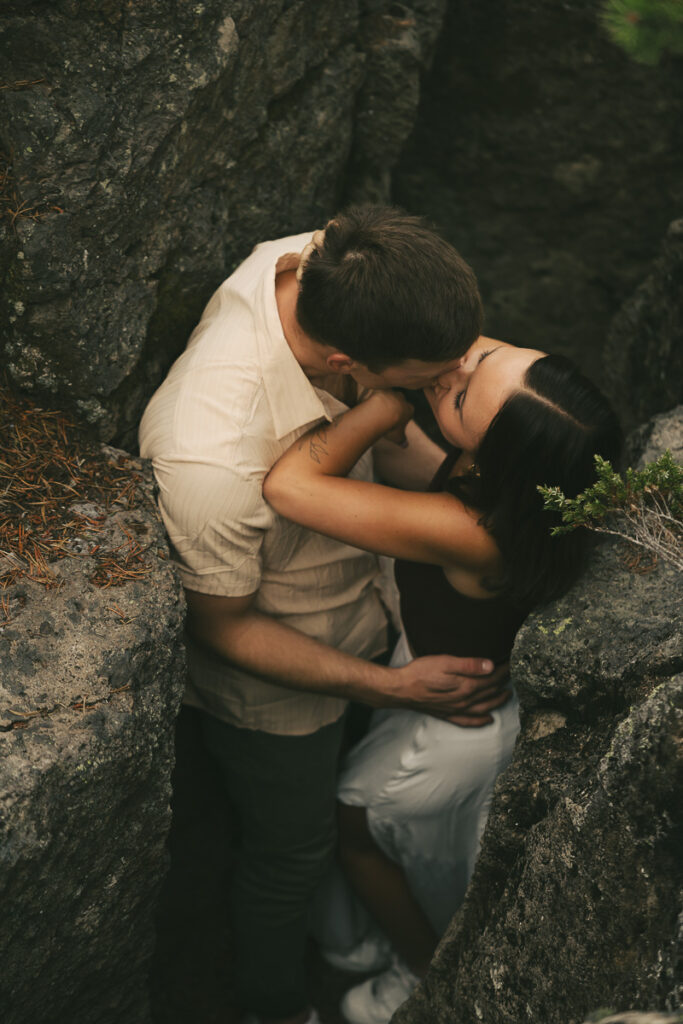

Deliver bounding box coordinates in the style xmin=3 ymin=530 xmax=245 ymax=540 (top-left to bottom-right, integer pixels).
xmin=448 ymin=354 xmax=623 ymax=607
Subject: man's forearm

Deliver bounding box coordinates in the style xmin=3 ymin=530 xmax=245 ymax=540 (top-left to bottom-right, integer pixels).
xmin=188 ymin=605 xmax=393 ymax=705
xmin=185 ymin=589 xmax=511 ymax=724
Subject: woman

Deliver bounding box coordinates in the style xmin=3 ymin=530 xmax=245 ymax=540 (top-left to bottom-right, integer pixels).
xmin=263 ymin=337 xmax=622 ymax=1024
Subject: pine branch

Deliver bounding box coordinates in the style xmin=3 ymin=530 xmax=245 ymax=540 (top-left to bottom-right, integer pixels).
xmin=539 ymin=451 xmax=683 ymax=572
xmin=601 ymin=0 xmax=683 ymax=65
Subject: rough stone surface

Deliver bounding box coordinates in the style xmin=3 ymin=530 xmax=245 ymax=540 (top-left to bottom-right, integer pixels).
xmin=0 ymin=451 xmax=186 ymax=1024
xmin=394 ymin=0 xmax=683 ymax=385
xmin=347 ymin=0 xmax=446 ymax=203
xmin=627 ymin=404 xmax=683 ymax=468
xmin=603 ymin=221 xmax=683 ymax=435
xmin=394 ymin=409 xmax=683 ymax=1024
xmin=0 ymin=0 xmax=444 ymax=447
xmin=583 ymin=1016 xmax=683 ymax=1024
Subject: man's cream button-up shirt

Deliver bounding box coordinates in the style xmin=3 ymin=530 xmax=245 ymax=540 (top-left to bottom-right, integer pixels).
xmin=139 ymin=232 xmax=388 ymax=735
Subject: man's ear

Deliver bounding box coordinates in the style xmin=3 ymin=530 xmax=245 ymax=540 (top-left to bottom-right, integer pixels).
xmin=325 ymin=352 xmax=356 ymax=375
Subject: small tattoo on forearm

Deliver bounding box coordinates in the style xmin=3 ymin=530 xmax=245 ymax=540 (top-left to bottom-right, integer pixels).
xmin=298 ymin=418 xmax=340 ymax=463
xmin=309 ymin=426 xmax=330 ymax=463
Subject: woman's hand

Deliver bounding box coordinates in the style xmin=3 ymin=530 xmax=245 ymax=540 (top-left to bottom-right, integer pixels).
xmin=364 ymin=390 xmax=414 ymax=446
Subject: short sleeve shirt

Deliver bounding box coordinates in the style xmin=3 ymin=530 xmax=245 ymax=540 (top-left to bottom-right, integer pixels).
xmin=139 ymin=233 xmax=388 ymax=735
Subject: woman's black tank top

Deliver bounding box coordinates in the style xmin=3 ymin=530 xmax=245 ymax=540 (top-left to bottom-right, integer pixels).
xmin=394 ymin=451 xmax=528 ymax=664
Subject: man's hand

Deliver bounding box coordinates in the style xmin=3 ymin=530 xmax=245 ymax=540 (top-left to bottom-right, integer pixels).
xmin=388 ymin=655 xmax=511 ymax=726
xmin=184 ymin=590 xmax=509 ymax=727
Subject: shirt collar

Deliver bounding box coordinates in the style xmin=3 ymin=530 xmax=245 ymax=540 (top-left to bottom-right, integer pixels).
xmin=254 ymin=244 xmax=331 ymax=440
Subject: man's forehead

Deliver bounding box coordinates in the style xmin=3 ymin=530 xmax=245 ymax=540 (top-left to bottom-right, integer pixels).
xmin=383 ymin=356 xmax=461 ymax=379
xmin=397 ymin=357 xmax=458 ymax=372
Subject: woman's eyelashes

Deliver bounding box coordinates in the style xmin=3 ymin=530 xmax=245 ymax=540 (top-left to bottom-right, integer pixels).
xmin=453 ymin=348 xmax=494 ymax=412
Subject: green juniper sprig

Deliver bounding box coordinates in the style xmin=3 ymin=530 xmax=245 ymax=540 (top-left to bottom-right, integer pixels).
xmin=601 ymin=0 xmax=683 ymax=65
xmin=539 ymin=451 xmax=683 ymax=571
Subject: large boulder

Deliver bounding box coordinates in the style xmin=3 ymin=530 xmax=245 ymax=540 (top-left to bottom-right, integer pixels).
xmin=582 ymin=1016 xmax=683 ymax=1024
xmin=0 ymin=390 xmax=186 ymax=1024
xmin=394 ymin=406 xmax=683 ymax=1024
xmin=627 ymin=404 xmax=683 ymax=468
xmin=394 ymin=0 xmax=683 ymax=385
xmin=603 ymin=221 xmax=683 ymax=435
xmin=0 ymin=0 xmax=445 ymax=448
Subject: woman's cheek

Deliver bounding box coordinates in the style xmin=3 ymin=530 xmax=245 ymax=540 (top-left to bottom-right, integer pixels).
xmin=437 ymin=410 xmax=460 ymax=447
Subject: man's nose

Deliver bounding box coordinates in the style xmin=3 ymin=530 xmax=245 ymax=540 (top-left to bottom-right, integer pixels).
xmin=435 ymin=363 xmax=463 ymax=388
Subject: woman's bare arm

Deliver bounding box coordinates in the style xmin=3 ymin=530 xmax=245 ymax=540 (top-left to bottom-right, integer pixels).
xmin=264 ymin=392 xmax=495 ymax=569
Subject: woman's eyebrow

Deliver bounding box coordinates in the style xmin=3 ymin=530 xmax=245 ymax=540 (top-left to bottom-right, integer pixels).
xmin=461 ymin=346 xmax=502 ymax=417
xmin=477 ymin=346 xmax=501 ymax=367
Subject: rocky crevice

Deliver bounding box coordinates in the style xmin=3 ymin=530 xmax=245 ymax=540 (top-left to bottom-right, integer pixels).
xmin=1 ymin=4 xmax=682 ymax=1022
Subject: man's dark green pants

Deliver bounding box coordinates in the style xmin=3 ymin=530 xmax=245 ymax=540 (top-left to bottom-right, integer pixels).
xmin=200 ymin=710 xmax=347 ymax=1020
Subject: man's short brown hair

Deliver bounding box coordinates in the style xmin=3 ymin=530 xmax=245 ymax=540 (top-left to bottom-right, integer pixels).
xmin=296 ymin=205 xmax=483 ymax=371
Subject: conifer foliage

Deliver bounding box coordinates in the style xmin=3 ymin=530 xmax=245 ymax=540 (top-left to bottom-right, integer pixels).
xmin=601 ymin=0 xmax=683 ymax=64
xmin=540 ymin=451 xmax=683 ymax=571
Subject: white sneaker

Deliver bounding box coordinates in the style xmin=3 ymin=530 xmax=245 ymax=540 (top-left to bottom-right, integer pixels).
xmin=340 ymin=959 xmax=420 ymax=1024
xmin=321 ymin=929 xmax=393 ymax=973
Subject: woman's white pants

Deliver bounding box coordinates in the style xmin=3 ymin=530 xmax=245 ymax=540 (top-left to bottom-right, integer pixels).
xmin=336 ymin=630 xmax=520 ymax=936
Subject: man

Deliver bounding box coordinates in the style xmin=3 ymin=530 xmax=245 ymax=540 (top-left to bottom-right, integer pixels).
xmin=139 ymin=206 xmax=509 ymax=1024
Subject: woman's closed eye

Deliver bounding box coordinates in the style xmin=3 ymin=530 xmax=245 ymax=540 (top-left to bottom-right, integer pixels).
xmin=454 ymin=349 xmax=496 ymax=413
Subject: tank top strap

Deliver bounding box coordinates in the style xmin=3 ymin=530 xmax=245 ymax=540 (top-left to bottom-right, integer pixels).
xmin=429 ymin=449 xmax=460 ymax=492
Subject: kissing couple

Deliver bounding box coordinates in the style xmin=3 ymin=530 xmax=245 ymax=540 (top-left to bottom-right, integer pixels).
xmin=140 ymin=206 xmax=621 ymax=1024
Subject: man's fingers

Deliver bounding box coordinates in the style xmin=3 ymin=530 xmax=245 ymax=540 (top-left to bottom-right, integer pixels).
xmin=437 ymin=655 xmax=496 ymax=676
xmin=396 ymin=656 xmax=512 ymax=717
xmin=426 ymin=676 xmax=510 ymax=701
xmin=406 ymin=654 xmax=509 ymax=681
xmin=427 ymin=690 xmax=510 ymax=718
xmin=432 ymin=660 xmax=509 ymax=691
xmin=459 ymin=686 xmax=512 ymax=709
xmin=447 ymin=713 xmax=495 ymax=727
xmin=413 ymin=706 xmax=494 ymax=726
xmin=459 ymin=691 xmax=511 ymax=715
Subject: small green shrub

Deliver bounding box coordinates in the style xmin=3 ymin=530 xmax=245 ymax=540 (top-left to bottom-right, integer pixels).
xmin=540 ymin=451 xmax=683 ymax=571
xmin=601 ymin=0 xmax=683 ymax=65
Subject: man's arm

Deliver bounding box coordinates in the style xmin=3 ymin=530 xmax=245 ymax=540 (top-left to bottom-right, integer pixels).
xmin=185 ymin=588 xmax=510 ymax=726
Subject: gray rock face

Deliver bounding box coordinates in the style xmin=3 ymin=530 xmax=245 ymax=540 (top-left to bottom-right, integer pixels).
xmin=602 ymin=220 xmax=683 ymax=432
xmin=603 ymin=220 xmax=683 ymax=434
xmin=394 ymin=409 xmax=683 ymax=1024
xmin=0 ymin=0 xmax=445 ymax=447
xmin=583 ymin=1016 xmax=683 ymax=1024
xmin=627 ymin=404 xmax=683 ymax=468
xmin=348 ymin=1 xmax=446 ymax=203
xmin=394 ymin=0 xmax=683 ymax=385
xmin=0 ymin=450 xmax=186 ymax=1024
